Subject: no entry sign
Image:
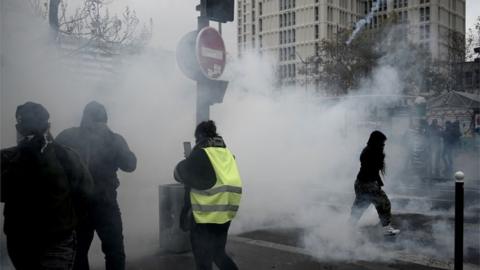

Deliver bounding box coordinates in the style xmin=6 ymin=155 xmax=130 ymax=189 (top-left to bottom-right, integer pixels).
xmin=196 ymin=27 xmax=226 ymax=80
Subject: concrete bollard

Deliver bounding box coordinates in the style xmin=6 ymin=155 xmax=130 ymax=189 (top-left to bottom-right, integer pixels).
xmin=158 ymin=183 xmax=191 ymax=253
xmin=454 ymin=171 xmax=464 ymax=270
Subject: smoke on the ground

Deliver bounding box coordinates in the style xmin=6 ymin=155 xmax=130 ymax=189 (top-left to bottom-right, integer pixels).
xmin=1 ymin=0 xmax=472 ymax=267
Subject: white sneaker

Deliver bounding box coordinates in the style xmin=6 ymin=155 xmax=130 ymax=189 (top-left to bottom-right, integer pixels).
xmin=383 ymin=224 xmax=400 ymax=236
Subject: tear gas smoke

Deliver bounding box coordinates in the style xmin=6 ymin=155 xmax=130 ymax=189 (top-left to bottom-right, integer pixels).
xmin=346 ymin=0 xmax=386 ymax=45
xmin=1 ymin=1 xmax=475 ymax=268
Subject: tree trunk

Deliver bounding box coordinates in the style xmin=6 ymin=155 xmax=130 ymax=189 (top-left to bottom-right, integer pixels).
xmin=49 ymin=0 xmax=60 ymax=30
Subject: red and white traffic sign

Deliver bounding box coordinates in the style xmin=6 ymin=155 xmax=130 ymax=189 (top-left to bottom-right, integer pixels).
xmin=196 ymin=27 xmax=226 ymax=80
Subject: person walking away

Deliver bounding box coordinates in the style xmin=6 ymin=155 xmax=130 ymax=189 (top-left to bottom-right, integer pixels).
xmin=442 ymin=121 xmax=455 ymax=177
xmin=428 ymin=119 xmax=442 ymax=178
xmin=1 ymin=102 xmax=93 ymax=269
xmin=350 ymin=130 xmax=400 ymax=236
xmin=56 ymin=101 xmax=137 ymax=270
xmin=174 ymin=120 xmax=241 ymax=270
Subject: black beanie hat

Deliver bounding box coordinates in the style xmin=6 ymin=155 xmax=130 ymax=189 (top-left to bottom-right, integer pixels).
xmin=15 ymin=102 xmax=50 ymax=135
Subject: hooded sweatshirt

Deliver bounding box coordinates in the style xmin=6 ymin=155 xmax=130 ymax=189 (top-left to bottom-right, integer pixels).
xmin=56 ymin=102 xmax=137 ymax=198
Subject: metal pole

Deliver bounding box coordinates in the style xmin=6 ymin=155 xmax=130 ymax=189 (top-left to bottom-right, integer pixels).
xmin=454 ymin=171 xmax=464 ymax=270
xmin=196 ymin=0 xmax=210 ymax=124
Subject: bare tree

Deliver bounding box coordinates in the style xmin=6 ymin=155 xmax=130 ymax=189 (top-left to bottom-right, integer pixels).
xmin=45 ymin=0 xmax=152 ymax=54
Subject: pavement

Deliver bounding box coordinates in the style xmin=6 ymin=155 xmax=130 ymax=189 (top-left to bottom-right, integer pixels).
xmin=120 ymin=235 xmax=477 ymax=270
xmin=115 ymin=211 xmax=479 ymax=270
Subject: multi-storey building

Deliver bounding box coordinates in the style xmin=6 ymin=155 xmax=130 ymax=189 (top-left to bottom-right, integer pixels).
xmin=237 ymin=0 xmax=466 ymax=89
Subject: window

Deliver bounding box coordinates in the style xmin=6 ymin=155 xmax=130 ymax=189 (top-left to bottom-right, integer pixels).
xmin=315 ymin=42 xmax=319 ymax=55
xmin=315 ymin=25 xmax=319 ymax=39
xmin=259 ymin=2 xmax=263 ymax=15
xmin=315 ymin=7 xmax=319 ymax=21
xmin=420 ymin=24 xmax=430 ymax=39
xmin=259 ymin=19 xmax=263 ymax=32
xmin=279 ymin=31 xmax=283 ymax=44
xmin=280 ymin=14 xmax=283 ymax=27
xmin=293 ymin=29 xmax=296 ymax=42
xmin=293 ymin=12 xmax=296 ymax=25
xmin=252 ymin=24 xmax=256 ymax=35
xmin=292 ymin=0 xmax=295 ymax=8
xmin=420 ymin=7 xmax=429 ymax=22
xmin=259 ymin=35 xmax=263 ymax=48
xmin=328 ymin=7 xmax=333 ymax=22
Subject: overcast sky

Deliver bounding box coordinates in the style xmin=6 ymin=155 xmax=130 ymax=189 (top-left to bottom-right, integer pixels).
xmin=111 ymin=0 xmax=479 ymax=54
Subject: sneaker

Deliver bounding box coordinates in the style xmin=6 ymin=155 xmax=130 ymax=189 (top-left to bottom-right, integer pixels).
xmin=383 ymin=224 xmax=400 ymax=236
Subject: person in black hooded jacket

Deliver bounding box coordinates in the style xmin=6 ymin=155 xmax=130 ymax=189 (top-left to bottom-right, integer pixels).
xmin=350 ymin=130 xmax=400 ymax=236
xmin=56 ymin=101 xmax=137 ymax=270
xmin=1 ymin=102 xmax=93 ymax=270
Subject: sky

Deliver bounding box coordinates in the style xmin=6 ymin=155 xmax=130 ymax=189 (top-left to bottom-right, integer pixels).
xmin=108 ymin=0 xmax=480 ymax=55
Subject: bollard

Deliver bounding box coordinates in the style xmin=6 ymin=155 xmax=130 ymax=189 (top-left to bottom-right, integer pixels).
xmin=454 ymin=171 xmax=464 ymax=270
xmin=158 ymin=183 xmax=191 ymax=253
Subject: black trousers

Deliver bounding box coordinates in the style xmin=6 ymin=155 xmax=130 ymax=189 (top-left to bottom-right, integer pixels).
xmin=190 ymin=221 xmax=238 ymax=270
xmin=73 ymin=191 xmax=125 ymax=270
xmin=7 ymin=232 xmax=76 ymax=270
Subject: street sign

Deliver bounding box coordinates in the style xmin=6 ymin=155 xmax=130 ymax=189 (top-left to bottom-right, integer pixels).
xmin=176 ymin=31 xmax=202 ymax=81
xmin=196 ymin=27 xmax=226 ymax=80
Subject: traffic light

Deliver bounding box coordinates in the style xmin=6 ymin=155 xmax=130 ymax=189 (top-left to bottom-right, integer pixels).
xmin=206 ymin=0 xmax=234 ymax=23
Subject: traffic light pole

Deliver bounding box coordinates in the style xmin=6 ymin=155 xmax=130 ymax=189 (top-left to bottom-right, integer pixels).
xmin=196 ymin=0 xmax=210 ymax=124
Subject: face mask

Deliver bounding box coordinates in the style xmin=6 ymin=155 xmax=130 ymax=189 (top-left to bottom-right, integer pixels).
xmin=16 ymin=129 xmax=51 ymax=154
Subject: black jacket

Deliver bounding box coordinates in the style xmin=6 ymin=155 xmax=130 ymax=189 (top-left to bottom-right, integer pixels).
xmin=1 ymin=139 xmax=93 ymax=238
xmin=356 ymin=146 xmax=384 ymax=186
xmin=56 ymin=124 xmax=136 ymax=197
xmin=174 ymin=136 xmax=227 ymax=230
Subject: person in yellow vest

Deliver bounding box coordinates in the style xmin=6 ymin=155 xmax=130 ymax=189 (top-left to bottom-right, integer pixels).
xmin=174 ymin=120 xmax=241 ymax=270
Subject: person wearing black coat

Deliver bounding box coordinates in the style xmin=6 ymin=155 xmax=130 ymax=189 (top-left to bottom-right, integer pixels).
xmin=1 ymin=102 xmax=93 ymax=270
xmin=56 ymin=101 xmax=137 ymax=270
xmin=350 ymin=130 xmax=400 ymax=236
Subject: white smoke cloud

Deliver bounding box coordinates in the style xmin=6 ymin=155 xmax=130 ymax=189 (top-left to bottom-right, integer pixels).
xmin=1 ymin=0 xmax=476 ymax=268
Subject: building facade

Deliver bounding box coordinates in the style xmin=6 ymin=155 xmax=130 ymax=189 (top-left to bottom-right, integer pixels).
xmin=237 ymin=0 xmax=466 ymax=89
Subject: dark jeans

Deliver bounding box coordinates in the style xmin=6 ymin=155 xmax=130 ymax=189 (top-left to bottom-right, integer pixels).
xmin=351 ymin=180 xmax=392 ymax=226
xmin=7 ymin=231 xmax=76 ymax=270
xmin=74 ymin=191 xmax=125 ymax=270
xmin=190 ymin=221 xmax=238 ymax=270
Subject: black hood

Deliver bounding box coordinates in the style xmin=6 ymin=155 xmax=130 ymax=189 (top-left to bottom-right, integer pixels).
xmin=15 ymin=102 xmax=50 ymax=136
xmin=80 ymin=101 xmax=108 ymax=128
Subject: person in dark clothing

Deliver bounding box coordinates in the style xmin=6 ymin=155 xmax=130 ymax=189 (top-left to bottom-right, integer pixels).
xmin=174 ymin=121 xmax=241 ymax=270
xmin=1 ymin=102 xmax=93 ymax=270
xmin=427 ymin=119 xmax=442 ymax=177
xmin=350 ymin=130 xmax=400 ymax=236
xmin=442 ymin=121 xmax=461 ymax=176
xmin=56 ymin=101 xmax=137 ymax=270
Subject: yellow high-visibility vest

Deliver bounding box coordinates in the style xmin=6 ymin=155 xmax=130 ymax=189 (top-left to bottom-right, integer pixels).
xmin=190 ymin=147 xmax=242 ymax=224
